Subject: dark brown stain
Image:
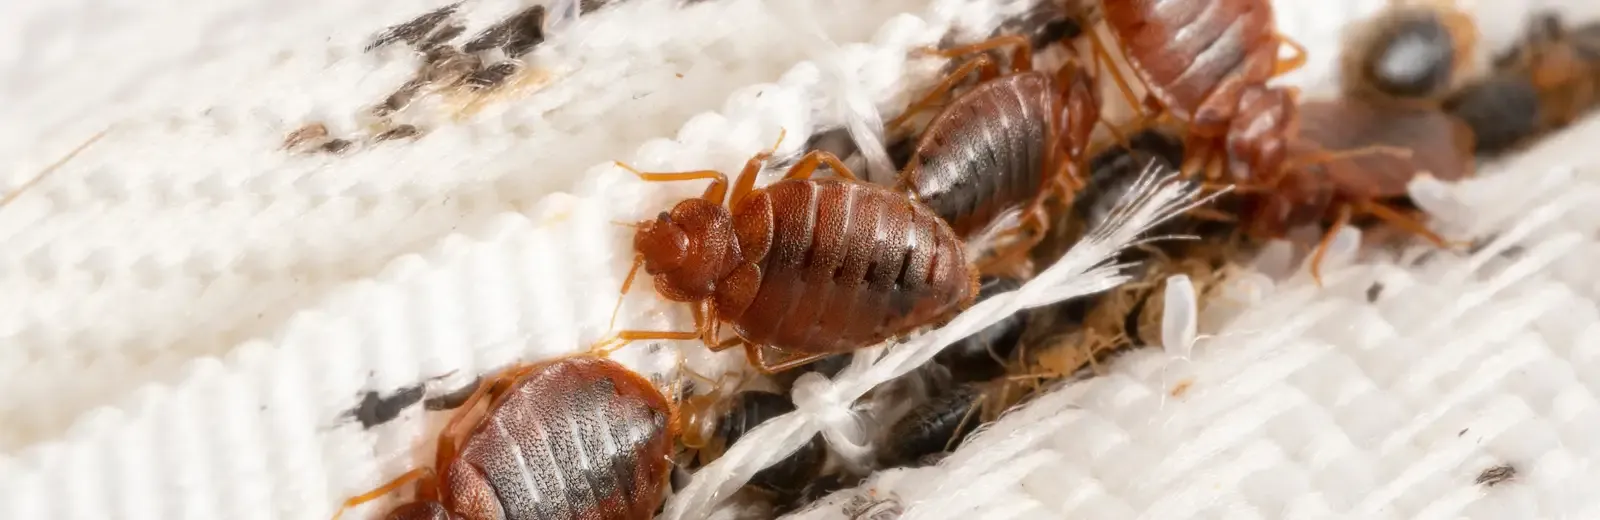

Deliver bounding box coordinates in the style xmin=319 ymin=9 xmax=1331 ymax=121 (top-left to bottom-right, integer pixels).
xmin=1476 ymin=463 xmax=1516 ymax=487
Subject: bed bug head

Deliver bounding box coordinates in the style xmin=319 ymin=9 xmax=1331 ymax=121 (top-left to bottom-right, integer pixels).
xmin=630 ymin=198 xmax=738 ymax=302
xmin=635 ymin=210 xmax=692 ymax=274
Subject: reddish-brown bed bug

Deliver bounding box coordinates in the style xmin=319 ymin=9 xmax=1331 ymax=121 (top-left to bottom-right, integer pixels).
xmin=328 ymin=356 xmax=675 ymax=520
xmin=594 ymin=131 xmax=980 ymax=373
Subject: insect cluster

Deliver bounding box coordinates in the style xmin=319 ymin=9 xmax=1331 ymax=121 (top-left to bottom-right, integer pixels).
xmin=327 ymin=2 xmax=1600 ymax=519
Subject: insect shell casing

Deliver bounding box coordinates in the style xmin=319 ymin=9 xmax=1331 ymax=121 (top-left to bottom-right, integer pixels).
xmin=440 ymin=357 xmax=675 ymax=520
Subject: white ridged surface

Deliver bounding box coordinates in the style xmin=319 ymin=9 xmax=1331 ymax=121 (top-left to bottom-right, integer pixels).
xmin=6 ymin=0 xmax=1600 ymax=519
xmin=0 ymin=0 xmax=937 ymax=452
xmin=0 ymin=0 xmax=1036 ymax=517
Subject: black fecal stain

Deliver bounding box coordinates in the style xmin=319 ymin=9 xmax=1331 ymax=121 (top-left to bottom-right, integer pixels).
xmin=320 ymin=138 xmax=355 ymax=155
xmin=348 ymin=384 xmax=426 ymax=428
xmin=367 ymin=2 xmax=464 ymax=52
xmin=1366 ymin=282 xmax=1384 ymax=302
xmin=1476 ymin=463 xmax=1516 ymax=487
xmin=375 ymin=124 xmax=424 ymax=142
xmin=464 ymin=5 xmax=548 ymax=57
xmin=466 ymin=61 xmax=522 ymax=90
xmin=421 ymin=22 xmax=466 ymax=51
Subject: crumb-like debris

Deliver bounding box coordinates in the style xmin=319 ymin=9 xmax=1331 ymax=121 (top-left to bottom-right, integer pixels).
xmin=374 ymin=78 xmax=428 ymax=117
xmin=422 ymin=46 xmax=484 ymax=86
xmin=375 ymin=124 xmax=425 ymax=142
xmin=366 ymin=2 xmax=464 ymax=52
xmin=845 ymin=496 xmax=904 ymax=520
xmin=425 ymin=376 xmax=483 ymax=411
xmin=348 ymin=384 xmax=426 ymax=428
xmin=282 ymin=122 xmax=330 ymax=151
xmin=1476 ymin=464 xmax=1516 ymax=487
xmin=320 ymin=138 xmax=356 ymax=155
xmin=1169 ymin=379 xmax=1193 ymax=397
xmin=422 ymin=21 xmax=467 ymax=50
xmin=463 ymin=5 xmax=547 ymax=57
xmin=1366 ymin=282 xmax=1384 ymax=302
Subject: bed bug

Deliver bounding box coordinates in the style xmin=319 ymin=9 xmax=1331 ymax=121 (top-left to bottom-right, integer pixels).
xmin=1237 ymin=96 xmax=1474 ymax=282
xmin=877 ymin=383 xmax=987 ymax=468
xmin=886 ymin=35 xmax=1112 ymax=271
xmin=678 ymin=390 xmax=827 ymax=499
xmin=594 ymin=132 xmax=979 ymax=373
xmin=328 ymin=356 xmax=675 ymax=520
xmin=1095 ymin=0 xmax=1399 ymax=186
xmin=1340 ymin=1 xmax=1478 ymax=104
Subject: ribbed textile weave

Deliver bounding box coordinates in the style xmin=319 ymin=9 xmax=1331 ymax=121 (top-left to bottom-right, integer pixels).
xmin=2 ymin=0 xmax=1597 ymax=519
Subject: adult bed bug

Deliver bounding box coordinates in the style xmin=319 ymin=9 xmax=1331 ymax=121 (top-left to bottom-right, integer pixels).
xmin=595 ymin=132 xmax=980 ymax=373
xmin=328 ymin=356 xmax=675 ymax=520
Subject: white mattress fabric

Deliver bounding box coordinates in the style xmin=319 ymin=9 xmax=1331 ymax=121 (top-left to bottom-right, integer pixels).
xmin=2 ymin=0 xmax=1599 ymax=519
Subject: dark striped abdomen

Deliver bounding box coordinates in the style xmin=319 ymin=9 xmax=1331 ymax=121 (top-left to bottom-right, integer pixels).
xmin=897 ymin=72 xmax=1054 ymax=237
xmin=727 ymin=179 xmax=976 ymax=355
xmin=445 ymin=357 xmax=672 ymax=520
xmin=1102 ymin=0 xmax=1278 ymax=126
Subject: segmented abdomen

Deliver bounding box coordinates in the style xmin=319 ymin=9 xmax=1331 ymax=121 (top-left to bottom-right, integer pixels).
xmin=729 ymin=179 xmax=975 ymax=355
xmin=898 ymin=72 xmax=1054 ymax=237
xmin=1102 ymin=0 xmax=1278 ymax=123
xmin=450 ymin=357 xmax=673 ymax=520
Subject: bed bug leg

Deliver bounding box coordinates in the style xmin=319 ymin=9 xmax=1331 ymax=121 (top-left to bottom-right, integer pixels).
xmin=886 ymin=54 xmax=1003 ymax=133
xmin=747 ymin=345 xmax=834 ymax=374
xmin=1272 ymin=33 xmax=1310 ymax=76
xmin=329 ymin=467 xmax=439 ymax=520
xmin=1307 ymin=204 xmax=1353 ymax=287
xmin=927 ymin=34 xmax=1035 ymax=73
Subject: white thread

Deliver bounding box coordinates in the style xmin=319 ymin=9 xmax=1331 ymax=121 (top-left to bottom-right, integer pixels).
xmin=666 ymin=161 xmax=1208 ymax=519
xmin=789 ymin=371 xmax=874 ymax=464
